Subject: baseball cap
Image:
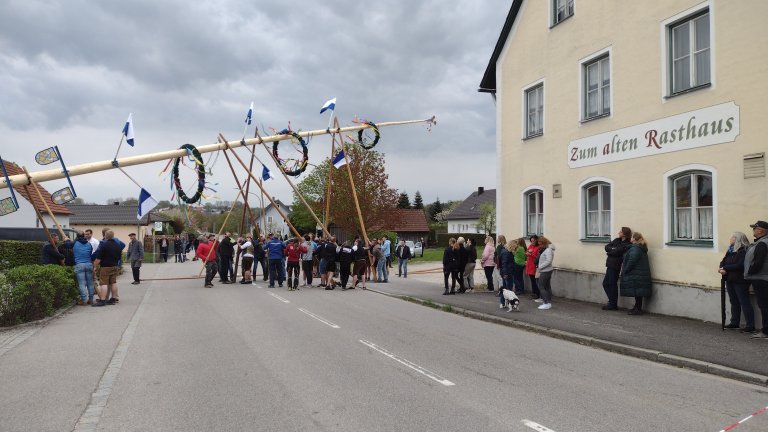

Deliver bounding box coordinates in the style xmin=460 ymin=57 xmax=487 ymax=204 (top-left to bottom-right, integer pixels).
xmin=750 ymin=221 xmax=768 ymax=230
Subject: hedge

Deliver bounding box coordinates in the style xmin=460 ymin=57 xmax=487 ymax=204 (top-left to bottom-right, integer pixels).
xmin=0 ymin=264 xmax=78 ymax=326
xmin=0 ymin=240 xmax=43 ymax=272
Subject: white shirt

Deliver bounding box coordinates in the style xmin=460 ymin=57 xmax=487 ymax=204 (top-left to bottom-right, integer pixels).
xmin=89 ymin=237 xmax=100 ymax=253
xmin=240 ymin=241 xmax=254 ymax=258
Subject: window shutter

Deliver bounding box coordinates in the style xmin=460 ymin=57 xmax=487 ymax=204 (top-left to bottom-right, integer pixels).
xmin=744 ymin=153 xmax=766 ymax=179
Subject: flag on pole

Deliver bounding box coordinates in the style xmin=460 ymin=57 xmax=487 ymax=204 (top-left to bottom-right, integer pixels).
xmin=245 ymin=102 xmax=253 ymax=125
xmin=122 ymin=113 xmax=135 ymax=146
xmin=332 ymin=150 xmax=347 ymax=169
xmin=261 ymin=164 xmax=273 ymax=181
xmin=34 ymin=147 xmax=60 ymax=165
xmin=137 ymin=188 xmax=158 ymax=219
xmin=320 ymin=98 xmax=336 ymax=114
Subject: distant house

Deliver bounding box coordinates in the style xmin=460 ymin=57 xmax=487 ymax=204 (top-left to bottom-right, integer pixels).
xmin=67 ymin=203 xmax=171 ymax=242
xmin=0 ymin=160 xmax=73 ymax=229
xmin=254 ymin=199 xmax=292 ymax=238
xmin=390 ymin=209 xmax=429 ymax=243
xmin=445 ymin=187 xmax=496 ymax=234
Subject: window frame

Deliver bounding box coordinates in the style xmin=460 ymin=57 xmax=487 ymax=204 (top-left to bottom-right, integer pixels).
xmin=582 ymin=181 xmax=612 ymax=240
xmin=661 ymin=4 xmax=713 ymax=99
xmin=579 ymin=48 xmax=612 ymax=122
xmin=551 ymin=0 xmax=575 ymax=27
xmin=664 ymin=165 xmax=717 ymax=248
xmin=523 ymin=82 xmax=545 ymax=139
xmin=523 ymin=188 xmax=545 ymax=236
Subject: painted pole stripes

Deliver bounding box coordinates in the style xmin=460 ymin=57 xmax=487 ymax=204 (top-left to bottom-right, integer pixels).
xmin=718 ymin=405 xmax=768 ymax=432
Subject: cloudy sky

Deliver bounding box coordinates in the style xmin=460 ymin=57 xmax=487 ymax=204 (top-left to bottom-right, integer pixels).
xmin=0 ymin=0 xmax=505 ymax=208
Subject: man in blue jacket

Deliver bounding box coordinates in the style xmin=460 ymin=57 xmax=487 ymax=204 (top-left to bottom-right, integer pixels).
xmin=266 ymin=234 xmax=286 ymax=288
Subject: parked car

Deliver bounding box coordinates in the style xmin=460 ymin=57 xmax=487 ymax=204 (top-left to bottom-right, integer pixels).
xmin=405 ymin=240 xmax=423 ymax=257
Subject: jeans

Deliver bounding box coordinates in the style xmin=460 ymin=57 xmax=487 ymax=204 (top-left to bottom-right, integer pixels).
xmin=302 ymin=260 xmax=314 ymax=285
xmin=257 ymin=257 xmax=268 ymax=280
xmin=727 ymin=281 xmax=754 ymax=328
xmin=204 ymin=261 xmax=218 ymax=286
xmin=464 ymin=262 xmax=475 ymax=289
xmin=602 ymin=267 xmax=619 ymax=307
xmin=220 ymin=256 xmax=234 ymax=282
xmin=269 ymin=259 xmax=284 ymax=286
xmin=512 ymin=263 xmax=525 ymax=294
xmin=538 ymin=271 xmax=553 ymax=304
xmin=398 ymin=258 xmax=408 ymax=277
xmin=750 ymin=280 xmax=768 ymax=334
xmin=377 ymin=258 xmax=388 ymax=281
xmin=483 ymin=266 xmax=494 ymax=291
xmin=74 ymin=263 xmax=94 ymax=301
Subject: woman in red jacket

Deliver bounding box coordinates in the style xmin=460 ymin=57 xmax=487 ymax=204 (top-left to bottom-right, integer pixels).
xmin=525 ymin=235 xmax=541 ymax=300
xmin=285 ymin=237 xmax=307 ymax=291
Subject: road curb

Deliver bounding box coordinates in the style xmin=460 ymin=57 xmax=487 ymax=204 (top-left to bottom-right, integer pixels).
xmin=368 ymin=288 xmax=768 ymax=387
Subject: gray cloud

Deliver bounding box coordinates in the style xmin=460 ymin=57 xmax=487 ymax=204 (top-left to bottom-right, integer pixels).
xmin=0 ymin=0 xmax=503 ymax=204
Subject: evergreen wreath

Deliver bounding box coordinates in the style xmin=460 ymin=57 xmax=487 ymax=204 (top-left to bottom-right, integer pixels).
xmin=357 ymin=121 xmax=380 ymax=149
xmin=272 ymin=129 xmax=309 ymax=176
xmin=172 ymin=143 xmax=206 ymax=204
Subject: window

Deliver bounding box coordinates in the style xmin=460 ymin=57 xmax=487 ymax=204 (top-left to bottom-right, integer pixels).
xmin=672 ymin=172 xmax=713 ymax=241
xmin=552 ymin=0 xmax=574 ymax=25
xmin=669 ymin=10 xmax=710 ymax=94
xmin=584 ymin=182 xmax=611 ymax=238
xmin=525 ymin=84 xmax=544 ymax=138
xmin=525 ymin=190 xmax=544 ymax=236
xmin=267 ymin=216 xmax=273 ymax=223
xmin=583 ymin=55 xmax=610 ymax=120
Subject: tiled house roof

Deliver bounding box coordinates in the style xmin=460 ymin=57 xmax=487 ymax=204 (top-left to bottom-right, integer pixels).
xmin=1 ymin=160 xmax=72 ymax=215
xmin=390 ymin=209 xmax=429 ymax=232
xmin=447 ymin=188 xmax=496 ymax=220
xmin=67 ymin=204 xmax=171 ymax=225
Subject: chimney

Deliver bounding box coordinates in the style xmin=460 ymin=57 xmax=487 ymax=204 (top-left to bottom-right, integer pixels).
xmin=478 ymin=187 xmax=484 ymax=195
xmin=113 ymin=201 xmax=120 ymax=205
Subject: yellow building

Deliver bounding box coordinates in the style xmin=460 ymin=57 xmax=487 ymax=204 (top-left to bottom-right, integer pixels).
xmin=479 ymin=0 xmax=768 ymax=321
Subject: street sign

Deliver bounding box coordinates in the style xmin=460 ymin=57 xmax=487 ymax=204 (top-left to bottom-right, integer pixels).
xmin=154 ymin=221 xmax=163 ymax=232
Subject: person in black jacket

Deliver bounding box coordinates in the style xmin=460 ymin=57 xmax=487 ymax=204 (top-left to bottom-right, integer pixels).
xmin=455 ymin=237 xmax=468 ymax=293
xmin=442 ymin=238 xmax=459 ymax=295
xmin=41 ymin=233 xmax=69 ymax=265
xmin=602 ymin=227 xmax=632 ymax=310
xmin=719 ymin=232 xmax=755 ymax=332
xmin=322 ymin=237 xmax=339 ymax=290
xmin=218 ymin=233 xmax=235 ymax=283
xmin=337 ymin=240 xmax=354 ymax=290
xmin=396 ymin=240 xmax=412 ymax=278
xmin=351 ymin=238 xmax=369 ymax=289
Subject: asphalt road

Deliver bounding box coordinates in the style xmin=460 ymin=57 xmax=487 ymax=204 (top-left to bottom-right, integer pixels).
xmin=1 ymin=262 xmax=767 ymax=432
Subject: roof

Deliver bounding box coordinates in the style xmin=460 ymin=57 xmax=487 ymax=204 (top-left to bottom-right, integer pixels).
xmin=390 ymin=209 xmax=429 ymax=233
xmin=478 ymin=0 xmax=523 ymax=93
xmin=67 ymin=204 xmax=171 ymax=225
xmin=447 ymin=189 xmax=496 ymax=220
xmin=1 ymin=160 xmax=73 ymax=215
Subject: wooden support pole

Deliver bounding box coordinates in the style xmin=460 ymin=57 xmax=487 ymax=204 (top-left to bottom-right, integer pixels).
xmin=324 ymin=128 xmax=336 ymax=234
xmin=21 ymin=182 xmax=55 ymax=246
xmin=2 ymin=117 xmax=435 ymax=189
xmin=23 ymin=167 xmax=66 ymax=239
xmin=334 ymin=119 xmax=371 ymax=248
xmin=218 ymin=134 xmax=301 ymax=239
xmin=257 ymin=135 xmax=331 ymax=238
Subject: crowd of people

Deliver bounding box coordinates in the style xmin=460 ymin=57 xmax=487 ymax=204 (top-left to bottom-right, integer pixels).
xmin=192 ymin=232 xmax=412 ymax=292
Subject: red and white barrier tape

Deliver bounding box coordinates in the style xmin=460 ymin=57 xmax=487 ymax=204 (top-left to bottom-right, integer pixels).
xmin=718 ymin=405 xmax=768 ymax=432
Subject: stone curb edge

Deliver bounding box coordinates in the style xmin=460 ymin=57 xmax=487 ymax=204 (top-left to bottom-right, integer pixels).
xmin=0 ymin=302 xmax=76 ymax=333
xmin=367 ymin=288 xmax=768 ymax=387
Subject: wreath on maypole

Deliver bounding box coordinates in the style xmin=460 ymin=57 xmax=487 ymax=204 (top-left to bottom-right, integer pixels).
xmin=172 ymin=144 xmax=206 ymax=204
xmin=356 ymin=120 xmax=380 ymax=149
xmin=272 ymin=129 xmax=309 ymax=176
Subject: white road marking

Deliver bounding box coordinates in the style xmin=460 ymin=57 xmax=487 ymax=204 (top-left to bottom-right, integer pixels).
xmin=268 ymin=292 xmax=290 ymax=303
xmin=0 ymin=327 xmax=41 ymax=358
xmin=359 ymin=339 xmax=455 ymax=386
xmin=297 ymin=308 xmax=340 ymax=329
xmin=74 ymin=284 xmax=155 ymax=432
xmin=522 ymin=419 xmax=557 ymax=432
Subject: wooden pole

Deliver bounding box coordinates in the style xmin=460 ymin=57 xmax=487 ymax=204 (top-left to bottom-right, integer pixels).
xmin=23 ymin=167 xmax=66 ymax=239
xmin=218 ymin=134 xmax=301 ymax=238
xmin=239 ymin=133 xmax=258 ymax=235
xmin=21 ymin=182 xmax=55 ymax=245
xmin=257 ymin=136 xmax=331 ymax=238
xmin=324 ymin=128 xmax=336 ymax=235
xmin=1 ymin=117 xmax=436 ymax=189
xmin=197 ymin=190 xmax=243 ymax=277
xmin=334 ymin=119 xmax=371 ymax=248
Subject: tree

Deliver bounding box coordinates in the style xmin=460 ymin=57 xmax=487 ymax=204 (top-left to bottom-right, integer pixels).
xmin=396 ymin=192 xmax=411 ymax=209
xmin=289 ymin=143 xmax=401 ymax=237
xmin=477 ymin=203 xmax=496 ymax=235
xmin=428 ymin=198 xmax=443 ymax=222
xmin=412 ymin=191 xmax=424 ymax=209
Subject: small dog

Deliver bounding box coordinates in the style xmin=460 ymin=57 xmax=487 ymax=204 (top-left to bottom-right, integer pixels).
xmin=502 ymin=288 xmax=520 ymax=312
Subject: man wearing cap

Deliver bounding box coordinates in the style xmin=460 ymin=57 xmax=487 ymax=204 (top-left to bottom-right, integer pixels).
xmin=126 ymin=233 xmax=144 ymax=285
xmin=92 ymin=230 xmax=124 ymax=306
xmin=745 ymin=220 xmax=768 ymax=339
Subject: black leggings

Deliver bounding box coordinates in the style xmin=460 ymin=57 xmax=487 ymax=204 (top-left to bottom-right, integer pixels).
xmin=484 ymin=266 xmax=494 ymax=290
xmin=287 ymin=262 xmax=300 ymax=280
xmin=634 ymin=296 xmax=644 ymax=310
xmin=443 ymin=270 xmax=461 ymax=290
xmin=529 ymin=274 xmax=541 ymax=296
xmin=302 ymin=260 xmax=313 ymax=285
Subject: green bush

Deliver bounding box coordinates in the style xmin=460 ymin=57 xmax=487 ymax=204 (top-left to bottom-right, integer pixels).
xmin=0 ymin=264 xmax=78 ymax=326
xmin=0 ymin=240 xmax=43 ymax=272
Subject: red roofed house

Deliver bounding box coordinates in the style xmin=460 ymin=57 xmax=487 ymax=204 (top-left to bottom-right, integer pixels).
xmin=0 ymin=160 xmax=72 ymax=229
xmin=389 ymin=208 xmax=429 ymax=243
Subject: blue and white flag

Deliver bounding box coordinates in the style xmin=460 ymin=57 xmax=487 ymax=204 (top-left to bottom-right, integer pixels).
xmin=332 ymin=150 xmax=347 ymax=169
xmin=261 ymin=164 xmax=273 ymax=181
xmin=122 ymin=113 xmax=135 ymax=147
xmin=320 ymin=97 xmax=336 ymax=114
xmin=137 ymin=188 xmax=158 ymax=220
xmin=245 ymin=101 xmax=253 ymax=125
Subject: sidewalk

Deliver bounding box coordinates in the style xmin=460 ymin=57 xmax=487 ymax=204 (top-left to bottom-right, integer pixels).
xmin=371 ymin=262 xmax=768 ymax=385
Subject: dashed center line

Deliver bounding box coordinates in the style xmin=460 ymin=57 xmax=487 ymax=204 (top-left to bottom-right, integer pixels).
xmin=522 ymin=419 xmax=557 ymax=432
xmin=298 ymin=308 xmax=340 ymax=329
xmin=359 ymin=339 xmax=455 ymax=386
xmin=268 ymin=292 xmax=290 ymax=303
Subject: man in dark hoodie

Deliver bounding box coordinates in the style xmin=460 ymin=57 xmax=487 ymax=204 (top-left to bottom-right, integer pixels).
xmin=41 ymin=232 xmax=67 ymax=265
xmin=602 ymin=226 xmax=632 ymax=310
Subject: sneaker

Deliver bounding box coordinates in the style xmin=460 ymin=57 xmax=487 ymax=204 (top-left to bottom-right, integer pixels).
xmin=741 ymin=327 xmax=756 ymax=333
xmin=751 ymin=332 xmax=768 ymax=339
xmin=268 ymin=285 xmax=275 ymax=288
xmin=76 ymin=299 xmax=85 ymax=306
xmin=91 ymin=300 xmax=106 ymax=307
xmin=538 ymin=303 xmax=552 ymax=310
xmin=87 ymin=299 xmax=93 ymax=305
xmin=106 ymin=298 xmax=118 ymax=305
xmin=131 ymin=281 xmax=140 ymax=285
xmin=204 ymin=284 xmax=213 ymax=288
xmin=602 ymin=305 xmax=618 ymax=311
xmin=534 ymin=299 xmax=544 ymax=303
xmin=724 ymin=323 xmax=741 ymax=330
xmin=628 ymin=309 xmax=644 ymax=315
xmin=499 ymin=304 xmax=504 ymax=309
